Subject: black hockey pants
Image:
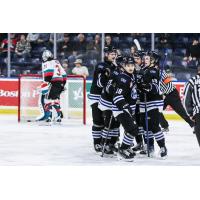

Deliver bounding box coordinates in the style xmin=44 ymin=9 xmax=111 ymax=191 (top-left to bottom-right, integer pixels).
xmin=160 ymin=89 xmax=194 ymax=128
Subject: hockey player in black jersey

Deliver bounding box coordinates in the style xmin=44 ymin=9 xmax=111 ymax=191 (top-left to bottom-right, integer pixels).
xmin=88 ymin=46 xmax=117 ymax=153
xmin=112 ymin=57 xmax=138 ymax=161
xmin=138 ymin=51 xmax=167 ymax=158
xmin=133 ymin=50 xmax=145 ymax=70
xmin=98 ymin=55 xmax=124 ymax=156
xmin=132 ymin=51 xmax=146 ymax=151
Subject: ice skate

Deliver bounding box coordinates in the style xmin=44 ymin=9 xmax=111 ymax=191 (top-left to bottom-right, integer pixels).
xmin=101 ymin=144 xmax=115 ymax=158
xmin=39 ymin=117 xmax=52 ymax=126
xmin=54 ymin=116 xmax=62 ymax=125
xmin=117 ymin=147 xmax=135 ymax=162
xmin=131 ymin=142 xmax=143 ymax=152
xmin=109 ymin=143 xmax=119 ymax=156
xmin=158 ymin=146 xmax=168 ymax=159
xmin=94 ymin=143 xmax=102 ymax=154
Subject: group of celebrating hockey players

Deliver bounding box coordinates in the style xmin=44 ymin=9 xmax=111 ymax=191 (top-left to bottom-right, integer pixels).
xmin=89 ymin=46 xmax=195 ymax=161
xmin=35 ymin=47 xmax=197 ymax=162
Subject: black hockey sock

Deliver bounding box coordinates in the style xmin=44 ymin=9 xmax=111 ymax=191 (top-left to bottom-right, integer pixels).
xmin=135 ymin=134 xmax=143 ymax=144
xmin=144 ymin=131 xmax=154 ymax=147
xmin=100 ymin=138 xmax=111 ymax=145
xmin=157 ymin=138 xmax=165 ymax=148
xmin=92 ymin=124 xmax=103 ymax=144
xmin=148 ymin=138 xmax=154 ymax=147
xmin=94 ymin=138 xmax=102 ymax=145
xmin=121 ymin=133 xmax=134 ymax=149
xmin=154 ymin=131 xmax=165 ymax=148
xmin=110 ymin=136 xmax=119 ymax=145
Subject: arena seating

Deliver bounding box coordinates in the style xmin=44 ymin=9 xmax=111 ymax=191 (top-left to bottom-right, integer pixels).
xmin=0 ymin=33 xmax=199 ymax=80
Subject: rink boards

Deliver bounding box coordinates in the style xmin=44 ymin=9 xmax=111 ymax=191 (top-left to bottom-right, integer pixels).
xmin=0 ymin=78 xmax=185 ymax=121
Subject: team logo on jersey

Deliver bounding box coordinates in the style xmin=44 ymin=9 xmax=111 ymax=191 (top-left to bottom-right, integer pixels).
xmin=131 ymin=87 xmax=137 ymax=99
xmin=150 ymin=69 xmax=156 ymax=74
xmin=121 ymin=78 xmax=126 ymax=83
xmin=98 ymin=65 xmax=104 ymax=69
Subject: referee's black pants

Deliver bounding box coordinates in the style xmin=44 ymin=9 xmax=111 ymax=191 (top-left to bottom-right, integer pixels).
xmin=160 ymin=88 xmax=194 ymax=128
xmin=194 ymin=113 xmax=200 ymax=147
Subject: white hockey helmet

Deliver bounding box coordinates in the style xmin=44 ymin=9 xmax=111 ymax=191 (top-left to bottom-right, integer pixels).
xmin=42 ymin=50 xmax=53 ymax=62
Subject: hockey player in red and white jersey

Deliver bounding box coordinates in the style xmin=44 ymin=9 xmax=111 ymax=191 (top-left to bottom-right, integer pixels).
xmin=39 ymin=50 xmax=67 ymax=124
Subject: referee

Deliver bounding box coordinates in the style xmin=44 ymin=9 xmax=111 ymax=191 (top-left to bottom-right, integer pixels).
xmin=159 ymin=70 xmax=194 ymax=131
xmin=184 ymin=66 xmax=200 ymax=146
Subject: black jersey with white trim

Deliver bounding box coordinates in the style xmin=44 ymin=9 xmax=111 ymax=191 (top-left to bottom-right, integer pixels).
xmin=113 ymin=71 xmax=137 ymax=113
xmin=89 ymin=60 xmax=115 ymax=105
xmin=138 ymin=66 xmax=164 ymax=113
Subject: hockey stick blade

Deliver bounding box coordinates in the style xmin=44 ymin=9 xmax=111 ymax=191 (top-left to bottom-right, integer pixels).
xmin=133 ymin=39 xmax=142 ymax=51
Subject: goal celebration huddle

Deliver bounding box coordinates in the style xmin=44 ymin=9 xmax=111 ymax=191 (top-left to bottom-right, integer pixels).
xmin=88 ymin=45 xmax=196 ymax=162
xmin=31 ymin=44 xmax=199 ymax=163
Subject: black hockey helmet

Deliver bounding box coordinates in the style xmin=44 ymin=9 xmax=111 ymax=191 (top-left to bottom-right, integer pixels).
xmin=104 ymin=46 xmax=117 ymax=53
xmin=127 ymin=56 xmax=135 ymax=64
xmin=124 ymin=56 xmax=135 ymax=65
xmin=116 ymin=55 xmax=125 ymax=66
xmin=134 ymin=50 xmax=145 ymax=59
xmin=145 ymin=50 xmax=160 ymax=64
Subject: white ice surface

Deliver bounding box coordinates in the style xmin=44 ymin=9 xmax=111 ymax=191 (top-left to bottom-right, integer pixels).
xmin=0 ymin=115 xmax=199 ymax=166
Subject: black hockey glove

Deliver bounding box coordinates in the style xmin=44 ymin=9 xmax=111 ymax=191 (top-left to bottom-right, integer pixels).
xmin=140 ymin=83 xmax=152 ymax=92
xmin=142 ymin=83 xmax=152 ymax=91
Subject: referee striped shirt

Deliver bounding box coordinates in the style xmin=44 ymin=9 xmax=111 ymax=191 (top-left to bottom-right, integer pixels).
xmin=159 ymin=70 xmax=175 ymax=95
xmin=184 ymin=74 xmax=200 ymax=116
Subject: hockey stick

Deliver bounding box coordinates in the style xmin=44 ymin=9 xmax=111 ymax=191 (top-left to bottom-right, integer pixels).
xmin=101 ymin=115 xmax=113 ymax=157
xmin=134 ymin=39 xmax=142 ymax=51
xmin=144 ymin=92 xmax=150 ymax=157
xmin=159 ymin=52 xmax=168 ymax=81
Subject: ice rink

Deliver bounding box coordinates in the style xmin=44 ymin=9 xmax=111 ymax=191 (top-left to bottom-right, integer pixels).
xmin=0 ymin=115 xmax=199 ymax=166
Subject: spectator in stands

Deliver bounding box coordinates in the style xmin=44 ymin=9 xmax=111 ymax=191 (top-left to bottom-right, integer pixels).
xmin=86 ymin=34 xmax=101 ymax=60
xmin=62 ymin=59 xmax=71 ymax=74
xmin=27 ymin=33 xmax=39 ymax=43
xmin=15 ymin=34 xmax=31 ymax=58
xmin=130 ymin=33 xmax=142 ymax=37
xmin=26 ymin=33 xmax=39 ymax=49
xmin=72 ymin=59 xmax=89 ymax=78
xmin=58 ymin=34 xmax=73 ymax=58
xmin=0 ymin=34 xmax=17 ymax=57
xmin=158 ymin=33 xmax=172 ymax=49
xmin=105 ymin=35 xmax=113 ymax=47
xmin=36 ymin=33 xmax=50 ymax=50
xmin=49 ymin=33 xmax=64 ymax=44
xmin=0 ymin=33 xmax=7 ymax=44
xmin=184 ymin=38 xmax=200 ymax=65
xmin=37 ymin=33 xmax=50 ymax=44
xmin=74 ymin=33 xmax=87 ymax=57
xmin=87 ymin=34 xmax=101 ymax=52
xmin=130 ymin=45 xmax=137 ymax=57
